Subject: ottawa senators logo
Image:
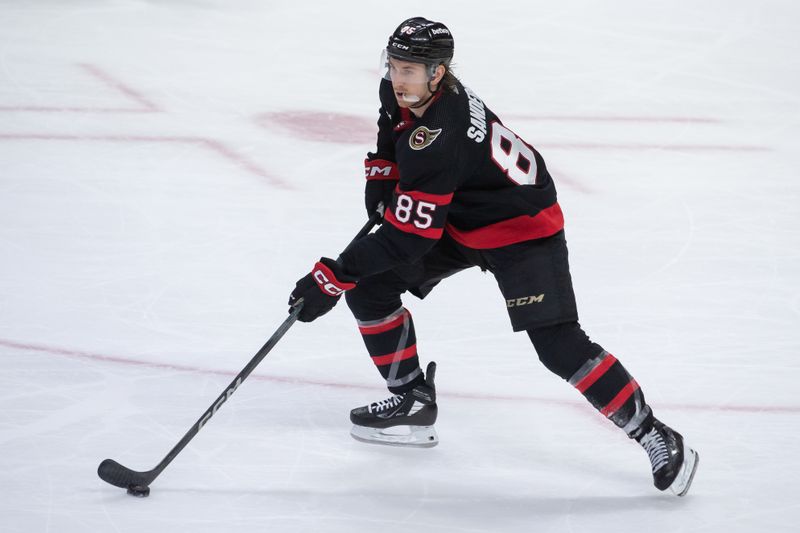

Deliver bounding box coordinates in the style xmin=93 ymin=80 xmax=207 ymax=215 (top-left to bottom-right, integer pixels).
xmin=409 ymin=126 xmax=442 ymax=150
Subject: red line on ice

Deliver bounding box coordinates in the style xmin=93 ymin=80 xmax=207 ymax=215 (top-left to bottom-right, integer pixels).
xmin=0 ymin=63 xmax=159 ymax=114
xmin=0 ymin=133 xmax=290 ymax=189
xmin=2 ymin=338 xmax=797 ymax=415
xmin=76 ymin=63 xmax=160 ymax=111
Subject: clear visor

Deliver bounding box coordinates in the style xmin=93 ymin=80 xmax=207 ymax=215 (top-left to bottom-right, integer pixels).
xmin=380 ymin=50 xmax=434 ymax=85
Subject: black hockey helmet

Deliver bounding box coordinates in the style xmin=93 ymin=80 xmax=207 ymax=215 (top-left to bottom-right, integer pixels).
xmin=386 ymin=17 xmax=454 ymax=67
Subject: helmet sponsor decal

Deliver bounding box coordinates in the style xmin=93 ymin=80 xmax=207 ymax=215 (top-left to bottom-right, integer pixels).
xmin=409 ymin=126 xmax=442 ymax=150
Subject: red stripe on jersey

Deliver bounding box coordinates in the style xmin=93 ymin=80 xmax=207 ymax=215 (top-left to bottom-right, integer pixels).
xmin=601 ymin=380 xmax=640 ymax=417
xmin=371 ymin=344 xmax=417 ymax=366
xmin=574 ymin=353 xmax=618 ymax=393
xmin=384 ymin=207 xmax=444 ymax=239
xmin=445 ymin=203 xmax=564 ymax=249
xmin=395 ymin=187 xmax=454 ymax=206
xmin=393 ymin=107 xmax=415 ymax=132
xmin=358 ymin=312 xmax=407 ymax=335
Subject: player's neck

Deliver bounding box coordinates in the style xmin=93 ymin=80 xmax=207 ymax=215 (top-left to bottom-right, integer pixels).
xmin=408 ymin=87 xmax=441 ymax=117
xmin=409 ymin=102 xmax=432 ymax=118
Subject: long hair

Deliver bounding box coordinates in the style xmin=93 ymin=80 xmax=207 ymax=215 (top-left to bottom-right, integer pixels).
xmin=437 ymin=65 xmax=460 ymax=94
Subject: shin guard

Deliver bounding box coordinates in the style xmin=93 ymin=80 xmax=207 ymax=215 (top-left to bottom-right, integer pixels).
xmin=569 ymin=350 xmax=652 ymax=437
xmin=356 ymin=307 xmax=423 ymax=393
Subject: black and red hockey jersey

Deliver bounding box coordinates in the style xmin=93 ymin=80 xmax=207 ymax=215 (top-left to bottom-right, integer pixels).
xmin=339 ymin=78 xmax=564 ymax=279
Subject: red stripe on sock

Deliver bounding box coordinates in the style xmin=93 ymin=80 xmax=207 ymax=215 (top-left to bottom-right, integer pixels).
xmin=575 ymin=354 xmax=617 ymax=393
xmin=358 ymin=312 xmax=407 ymax=335
xmin=600 ymin=380 xmax=640 ymax=417
xmin=371 ymin=345 xmax=417 ymax=366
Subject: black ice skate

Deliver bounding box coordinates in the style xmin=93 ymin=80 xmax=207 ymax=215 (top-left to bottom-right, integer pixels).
xmin=350 ymin=361 xmax=438 ymax=448
xmin=636 ymin=418 xmax=699 ymax=496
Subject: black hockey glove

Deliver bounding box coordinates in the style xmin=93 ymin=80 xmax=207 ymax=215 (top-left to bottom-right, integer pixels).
xmin=364 ymin=158 xmax=399 ymax=221
xmin=288 ymin=257 xmax=357 ymax=322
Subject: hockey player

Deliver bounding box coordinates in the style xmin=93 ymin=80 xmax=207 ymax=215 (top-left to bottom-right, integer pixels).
xmin=289 ymin=17 xmax=699 ymax=496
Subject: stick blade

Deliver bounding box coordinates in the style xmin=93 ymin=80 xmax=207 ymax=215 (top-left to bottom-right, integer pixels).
xmin=97 ymin=458 xmax=154 ymax=489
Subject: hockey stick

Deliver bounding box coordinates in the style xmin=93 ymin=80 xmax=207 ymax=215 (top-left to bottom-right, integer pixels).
xmin=97 ymin=208 xmax=383 ymax=496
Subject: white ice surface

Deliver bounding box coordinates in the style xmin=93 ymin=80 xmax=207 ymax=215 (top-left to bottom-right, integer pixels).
xmin=1 ymin=1 xmax=799 ymax=532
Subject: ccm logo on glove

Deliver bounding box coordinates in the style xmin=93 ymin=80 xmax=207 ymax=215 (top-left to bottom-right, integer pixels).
xmin=364 ymin=158 xmax=399 ymax=180
xmin=313 ymin=261 xmax=356 ymax=296
xmin=289 ymin=257 xmax=358 ymax=322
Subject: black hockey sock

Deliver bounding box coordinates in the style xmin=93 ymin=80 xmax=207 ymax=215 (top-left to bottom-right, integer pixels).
xmin=527 ymin=324 xmax=652 ymax=437
xmin=568 ymin=350 xmax=652 ymax=438
xmin=356 ymin=307 xmax=424 ymax=394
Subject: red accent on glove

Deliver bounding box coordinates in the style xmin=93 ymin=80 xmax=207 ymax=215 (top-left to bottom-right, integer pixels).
xmin=312 ymin=261 xmax=356 ymax=297
xmin=364 ymin=159 xmax=399 ymax=181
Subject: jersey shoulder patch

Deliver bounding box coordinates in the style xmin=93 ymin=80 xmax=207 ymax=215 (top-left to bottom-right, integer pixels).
xmin=409 ymin=125 xmax=442 ymax=150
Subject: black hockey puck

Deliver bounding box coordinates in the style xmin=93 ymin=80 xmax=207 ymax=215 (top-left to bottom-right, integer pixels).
xmin=127 ymin=484 xmax=150 ymax=497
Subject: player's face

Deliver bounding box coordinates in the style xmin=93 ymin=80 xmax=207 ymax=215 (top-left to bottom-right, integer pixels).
xmin=386 ymin=57 xmax=431 ymax=107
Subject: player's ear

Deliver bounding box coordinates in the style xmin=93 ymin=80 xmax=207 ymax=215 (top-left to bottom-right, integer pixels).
xmin=432 ymin=64 xmax=446 ymax=84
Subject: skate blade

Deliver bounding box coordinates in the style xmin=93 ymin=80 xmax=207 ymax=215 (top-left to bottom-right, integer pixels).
xmin=670 ymin=445 xmax=699 ymax=497
xmin=350 ymin=424 xmax=439 ymax=448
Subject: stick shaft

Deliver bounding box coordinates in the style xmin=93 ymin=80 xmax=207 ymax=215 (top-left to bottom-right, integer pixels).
xmin=98 ymin=212 xmax=381 ymax=488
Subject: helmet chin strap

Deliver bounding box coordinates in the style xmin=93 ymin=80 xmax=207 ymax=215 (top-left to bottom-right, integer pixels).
xmin=406 ymin=76 xmax=440 ymax=109
xmin=408 ymin=91 xmax=435 ymax=109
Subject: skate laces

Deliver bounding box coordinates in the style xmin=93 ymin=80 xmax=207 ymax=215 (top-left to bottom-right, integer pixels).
xmin=640 ymin=427 xmax=670 ymax=473
xmin=369 ymin=394 xmax=404 ymax=414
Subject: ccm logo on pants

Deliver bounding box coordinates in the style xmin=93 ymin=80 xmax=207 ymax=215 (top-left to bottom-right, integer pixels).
xmin=506 ymin=294 xmax=544 ymax=307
